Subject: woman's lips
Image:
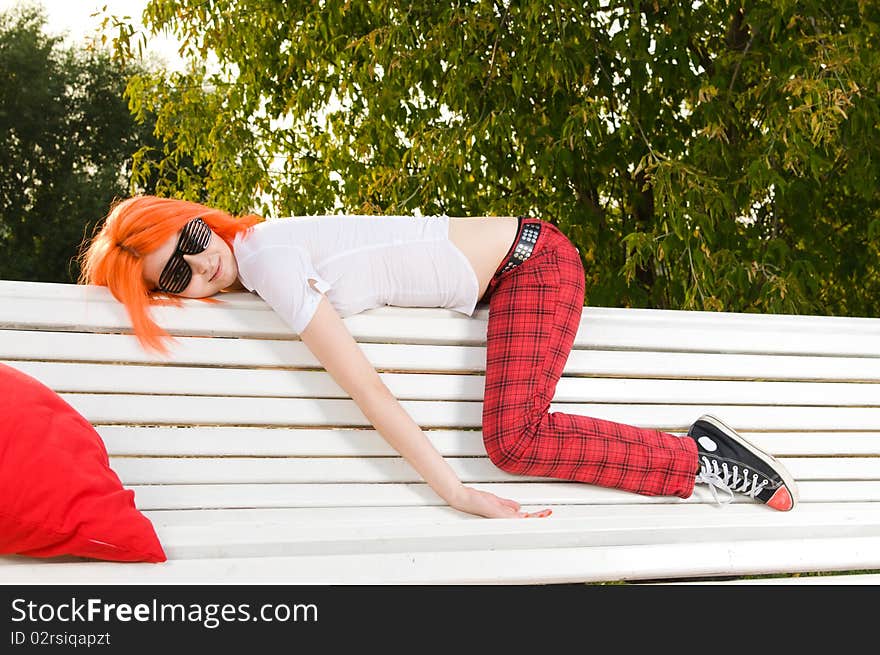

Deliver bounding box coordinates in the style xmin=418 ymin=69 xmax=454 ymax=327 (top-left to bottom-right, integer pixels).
xmin=211 ymin=260 xmax=221 ymax=282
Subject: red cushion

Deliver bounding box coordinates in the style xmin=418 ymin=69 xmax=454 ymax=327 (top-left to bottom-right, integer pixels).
xmin=0 ymin=363 xmax=166 ymax=562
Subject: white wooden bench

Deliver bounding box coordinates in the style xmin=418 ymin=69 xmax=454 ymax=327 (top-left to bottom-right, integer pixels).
xmin=2 ymin=279 xmax=880 ymax=584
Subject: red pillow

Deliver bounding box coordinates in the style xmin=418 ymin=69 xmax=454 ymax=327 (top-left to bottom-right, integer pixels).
xmin=0 ymin=363 xmax=166 ymax=562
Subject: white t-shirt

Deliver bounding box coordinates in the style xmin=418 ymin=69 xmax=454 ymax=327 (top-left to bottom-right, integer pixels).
xmin=232 ymin=215 xmax=480 ymax=334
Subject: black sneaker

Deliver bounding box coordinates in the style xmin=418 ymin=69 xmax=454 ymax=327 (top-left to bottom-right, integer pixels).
xmin=689 ymin=414 xmax=798 ymax=511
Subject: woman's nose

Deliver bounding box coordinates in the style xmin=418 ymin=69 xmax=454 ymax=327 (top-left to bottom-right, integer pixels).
xmin=182 ymin=252 xmax=210 ymax=276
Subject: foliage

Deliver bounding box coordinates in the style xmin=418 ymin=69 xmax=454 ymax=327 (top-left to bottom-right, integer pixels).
xmin=0 ymin=4 xmax=161 ymax=283
xmin=114 ymin=1 xmax=880 ymax=315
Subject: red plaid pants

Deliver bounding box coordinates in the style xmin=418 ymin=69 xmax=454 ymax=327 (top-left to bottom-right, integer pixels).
xmin=480 ymin=218 xmax=698 ymax=498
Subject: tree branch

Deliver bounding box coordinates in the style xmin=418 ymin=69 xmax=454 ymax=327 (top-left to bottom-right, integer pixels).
xmin=480 ymin=1 xmax=511 ymax=98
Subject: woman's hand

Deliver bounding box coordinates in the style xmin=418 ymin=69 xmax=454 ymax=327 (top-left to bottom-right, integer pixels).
xmin=447 ymin=484 xmax=552 ymax=519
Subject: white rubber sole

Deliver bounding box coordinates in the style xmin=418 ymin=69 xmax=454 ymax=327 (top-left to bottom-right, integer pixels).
xmin=694 ymin=413 xmax=800 ymax=507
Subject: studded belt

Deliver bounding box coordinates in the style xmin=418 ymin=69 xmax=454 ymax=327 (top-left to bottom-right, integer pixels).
xmin=497 ymin=217 xmax=541 ymax=275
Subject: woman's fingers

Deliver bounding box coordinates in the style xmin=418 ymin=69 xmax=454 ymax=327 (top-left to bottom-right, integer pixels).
xmin=492 ymin=494 xmax=551 ymax=519
xmin=493 ymin=492 xmax=553 ymax=519
xmin=458 ymin=487 xmax=551 ymax=519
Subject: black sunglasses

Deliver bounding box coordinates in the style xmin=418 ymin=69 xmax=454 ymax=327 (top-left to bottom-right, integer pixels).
xmin=156 ymin=217 xmax=212 ymax=294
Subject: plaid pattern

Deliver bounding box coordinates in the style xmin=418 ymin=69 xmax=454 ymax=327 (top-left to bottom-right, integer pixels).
xmin=480 ymin=218 xmax=698 ymax=498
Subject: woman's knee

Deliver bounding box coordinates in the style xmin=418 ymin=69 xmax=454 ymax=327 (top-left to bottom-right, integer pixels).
xmin=481 ymin=416 xmax=537 ymax=473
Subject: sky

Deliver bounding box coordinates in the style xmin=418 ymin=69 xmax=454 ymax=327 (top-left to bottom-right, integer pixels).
xmin=0 ymin=0 xmax=186 ymax=70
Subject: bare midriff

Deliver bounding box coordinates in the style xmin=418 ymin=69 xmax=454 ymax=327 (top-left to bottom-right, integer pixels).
xmin=447 ymin=216 xmax=521 ymax=303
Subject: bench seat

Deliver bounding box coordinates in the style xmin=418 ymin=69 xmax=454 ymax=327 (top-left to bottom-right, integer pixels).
xmin=2 ymin=280 xmax=879 ymax=584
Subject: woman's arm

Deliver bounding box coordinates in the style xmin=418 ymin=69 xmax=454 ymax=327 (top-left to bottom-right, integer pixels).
xmin=299 ymin=294 xmax=550 ymax=519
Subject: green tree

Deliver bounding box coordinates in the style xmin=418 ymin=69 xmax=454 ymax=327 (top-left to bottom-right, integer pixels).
xmin=0 ymin=4 xmax=163 ymax=283
xmin=115 ymin=1 xmax=880 ymax=316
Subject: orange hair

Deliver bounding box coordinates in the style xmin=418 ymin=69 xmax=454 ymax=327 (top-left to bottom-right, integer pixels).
xmin=77 ymin=195 xmax=264 ymax=356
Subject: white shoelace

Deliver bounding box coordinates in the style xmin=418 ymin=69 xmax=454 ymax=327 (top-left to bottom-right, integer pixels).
xmin=695 ymin=456 xmax=769 ymax=505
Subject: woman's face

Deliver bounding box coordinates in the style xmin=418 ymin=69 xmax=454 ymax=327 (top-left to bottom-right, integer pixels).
xmin=141 ymin=222 xmax=241 ymax=298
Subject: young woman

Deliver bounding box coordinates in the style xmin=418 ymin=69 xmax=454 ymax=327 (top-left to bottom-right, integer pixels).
xmin=78 ymin=195 xmax=798 ymax=520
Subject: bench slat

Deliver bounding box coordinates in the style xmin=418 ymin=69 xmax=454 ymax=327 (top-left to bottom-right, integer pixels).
xmin=0 ymin=330 xmax=483 ymax=372
xmin=2 ymin=536 xmax=880 ymax=584
xmin=124 ymin=480 xmax=880 ymax=510
xmin=6 ymin=330 xmax=880 ymax=382
xmin=140 ymin=503 xmax=880 ymax=560
xmin=8 ymin=360 xmax=880 ymax=406
xmin=99 ymin=426 xmax=478 ymax=456
xmin=105 ymin=456 xmax=876 ymax=485
xmin=58 ymin=393 xmax=880 ymax=431
xmin=92 ymin=426 xmax=880 ymax=457
xmin=132 ymin=500 xmax=880 ymax=527
xmin=7 ymin=298 xmax=880 ymax=354
xmin=1 ymin=296 xmax=487 ymax=344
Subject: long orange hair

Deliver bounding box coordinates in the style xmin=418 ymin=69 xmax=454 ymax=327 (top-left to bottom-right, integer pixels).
xmin=77 ymin=195 xmax=264 ymax=356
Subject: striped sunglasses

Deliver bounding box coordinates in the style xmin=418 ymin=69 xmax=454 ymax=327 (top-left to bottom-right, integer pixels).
xmin=156 ymin=217 xmax=212 ymax=294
